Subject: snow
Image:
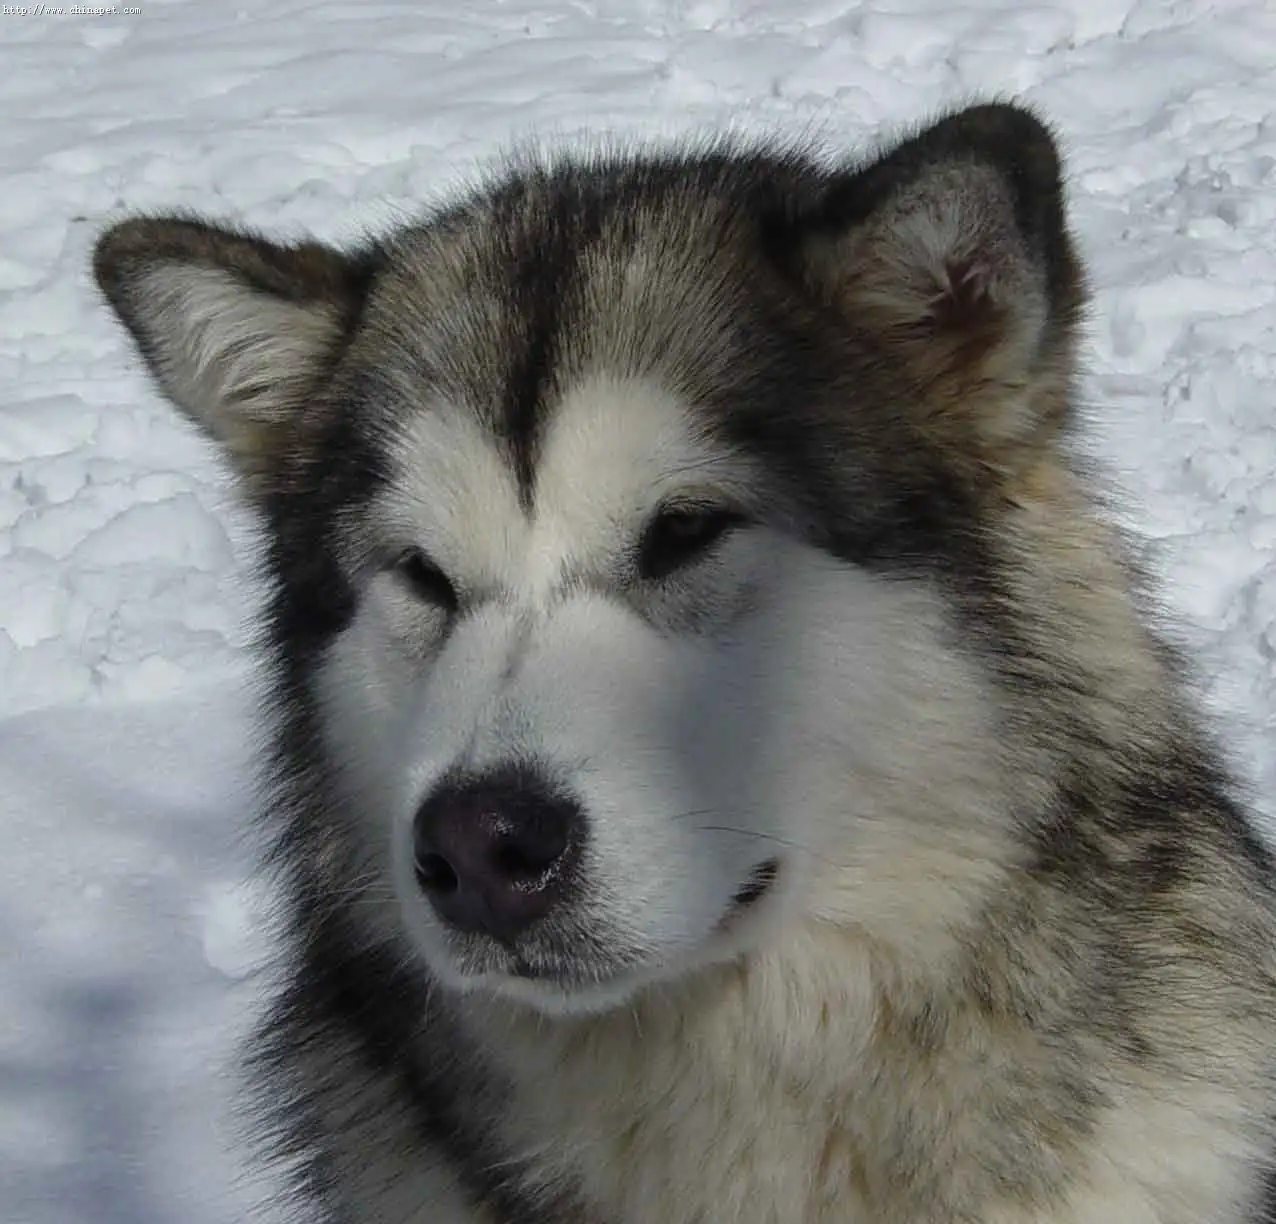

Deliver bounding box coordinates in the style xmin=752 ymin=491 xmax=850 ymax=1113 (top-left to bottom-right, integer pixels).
xmin=1 ymin=0 xmax=1273 ymax=1220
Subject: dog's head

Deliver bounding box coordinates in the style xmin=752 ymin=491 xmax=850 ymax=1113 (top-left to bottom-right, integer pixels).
xmin=95 ymin=104 xmax=1083 ymax=1014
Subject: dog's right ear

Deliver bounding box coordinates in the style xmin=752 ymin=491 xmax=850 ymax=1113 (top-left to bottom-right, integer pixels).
xmin=93 ymin=216 xmax=378 ymax=490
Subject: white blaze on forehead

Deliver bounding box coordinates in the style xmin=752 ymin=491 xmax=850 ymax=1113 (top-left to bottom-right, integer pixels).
xmin=381 ymin=398 xmax=524 ymax=590
xmin=531 ymin=373 xmax=739 ymax=565
xmin=382 ymin=375 xmax=739 ymax=600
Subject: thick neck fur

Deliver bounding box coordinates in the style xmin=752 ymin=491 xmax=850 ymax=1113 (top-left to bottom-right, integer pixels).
xmin=439 ymin=460 xmax=1272 ymax=1224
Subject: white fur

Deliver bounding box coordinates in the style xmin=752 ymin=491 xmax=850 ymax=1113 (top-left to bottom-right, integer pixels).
xmin=463 ymin=955 xmax=1271 ymax=1224
xmin=319 ymin=374 xmax=1013 ymax=1017
xmin=139 ymin=265 xmax=336 ymax=446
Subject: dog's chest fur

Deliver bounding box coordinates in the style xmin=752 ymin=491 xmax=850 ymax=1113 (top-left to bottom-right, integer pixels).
xmin=481 ymin=934 xmax=882 ymax=1224
xmin=469 ymin=920 xmax=1267 ymax=1224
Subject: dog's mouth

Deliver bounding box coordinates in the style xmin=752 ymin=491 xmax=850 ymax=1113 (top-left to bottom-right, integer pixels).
xmin=446 ymin=929 xmax=644 ymax=990
xmin=508 ymin=955 xmax=570 ymax=981
xmin=725 ymin=858 xmax=780 ymax=916
xmin=730 ymin=858 xmax=780 ymax=908
xmin=432 ymin=858 xmax=784 ymax=1004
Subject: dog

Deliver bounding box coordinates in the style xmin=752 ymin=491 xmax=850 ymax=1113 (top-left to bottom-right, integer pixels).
xmin=93 ymin=102 xmax=1276 ymax=1223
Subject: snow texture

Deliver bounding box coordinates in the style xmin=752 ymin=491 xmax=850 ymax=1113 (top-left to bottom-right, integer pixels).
xmin=1 ymin=2 xmax=1274 ymax=1221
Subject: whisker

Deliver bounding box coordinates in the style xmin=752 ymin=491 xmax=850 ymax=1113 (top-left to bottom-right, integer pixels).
xmin=693 ymin=823 xmax=849 ymax=871
xmin=668 ymin=807 xmax=724 ymax=825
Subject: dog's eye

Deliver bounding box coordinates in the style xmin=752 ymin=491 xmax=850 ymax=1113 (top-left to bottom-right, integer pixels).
xmin=391 ymin=548 xmax=458 ymax=613
xmin=639 ymin=505 xmax=744 ymax=581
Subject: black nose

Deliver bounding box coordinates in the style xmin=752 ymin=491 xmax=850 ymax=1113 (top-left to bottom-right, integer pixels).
xmin=412 ymin=767 xmax=582 ymax=941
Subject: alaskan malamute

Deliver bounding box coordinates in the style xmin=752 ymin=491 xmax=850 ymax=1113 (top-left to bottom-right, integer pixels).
xmin=94 ymin=103 xmax=1276 ymax=1223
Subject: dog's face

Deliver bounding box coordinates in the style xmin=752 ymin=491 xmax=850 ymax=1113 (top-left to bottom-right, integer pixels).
xmin=94 ymin=105 xmax=1083 ymax=1014
xmin=317 ymin=364 xmax=991 ymax=1013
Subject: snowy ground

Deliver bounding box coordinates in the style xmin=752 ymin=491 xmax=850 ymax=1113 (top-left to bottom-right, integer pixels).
xmin=1 ymin=1 xmax=1274 ymax=1221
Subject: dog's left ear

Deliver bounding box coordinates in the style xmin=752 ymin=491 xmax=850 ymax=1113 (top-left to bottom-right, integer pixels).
xmin=802 ymin=103 xmax=1086 ymax=472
